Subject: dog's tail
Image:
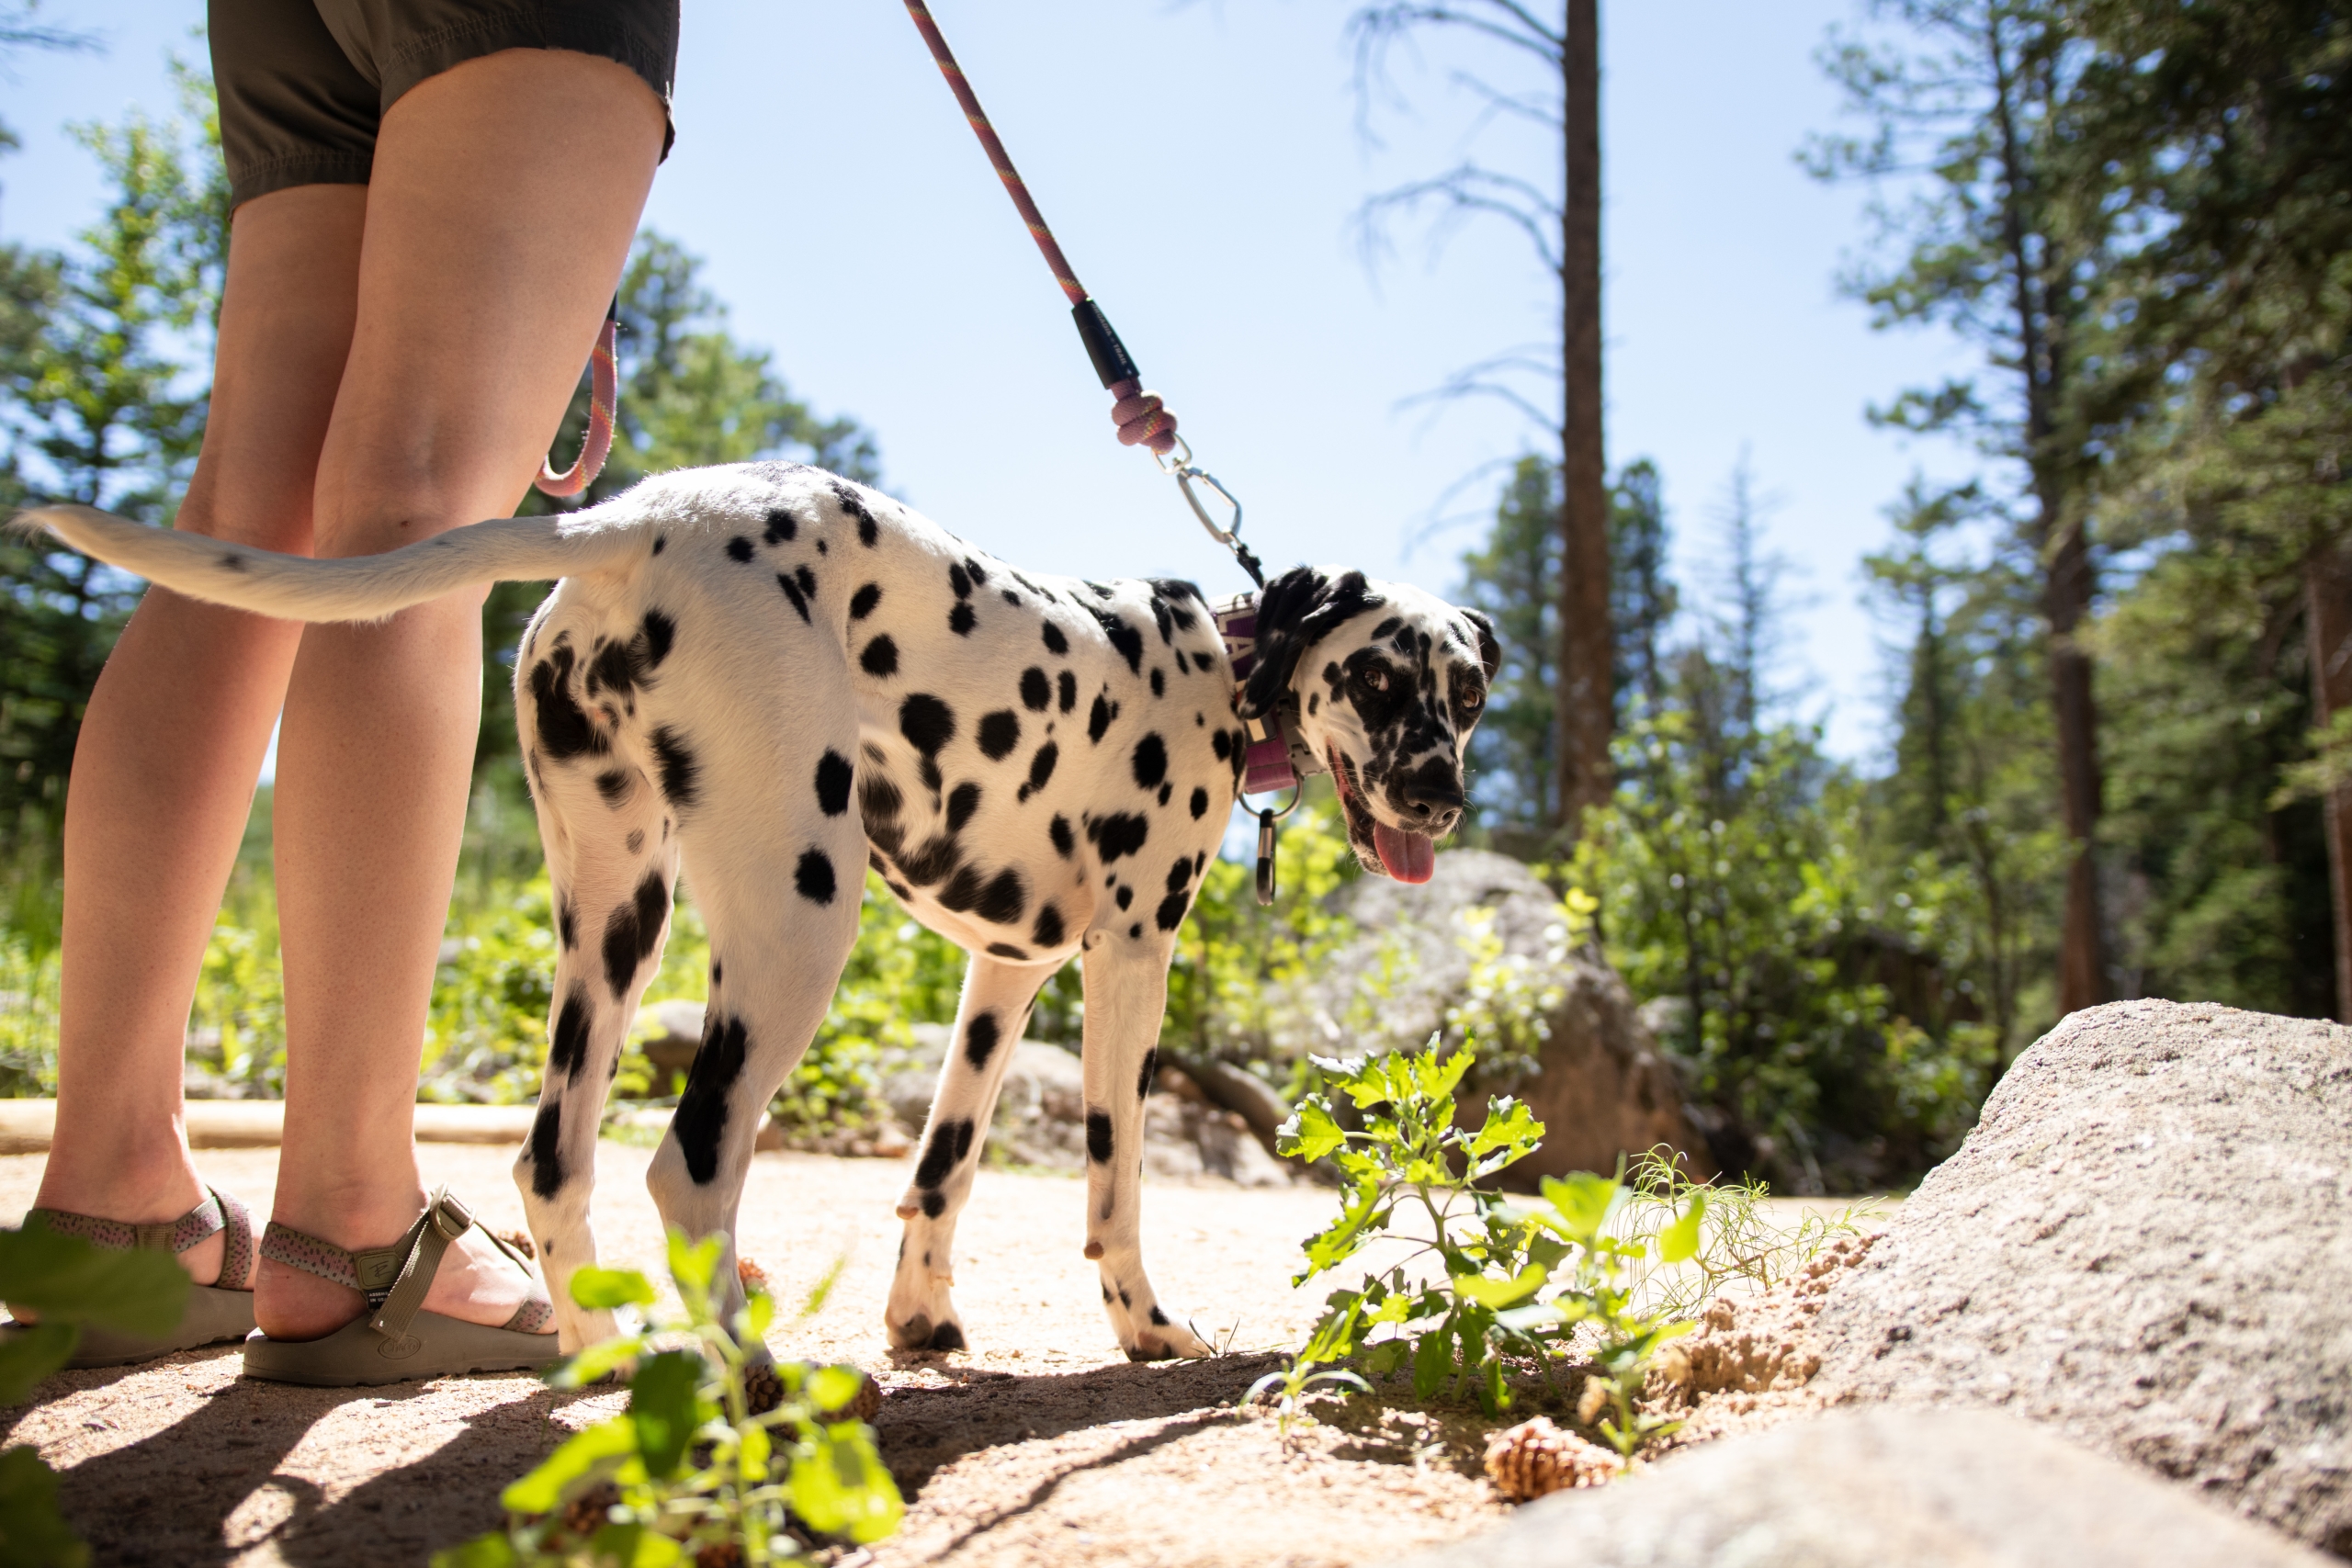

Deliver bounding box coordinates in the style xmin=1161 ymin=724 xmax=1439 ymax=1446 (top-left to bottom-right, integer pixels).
xmin=9 ymin=503 xmax=644 ymax=624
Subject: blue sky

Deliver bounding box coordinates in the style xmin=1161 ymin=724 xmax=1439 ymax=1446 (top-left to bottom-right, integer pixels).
xmin=3 ymin=1 xmax=1984 ymax=762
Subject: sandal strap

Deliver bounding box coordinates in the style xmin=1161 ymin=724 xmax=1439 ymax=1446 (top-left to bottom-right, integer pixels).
xmin=30 ymin=1189 xmax=227 ymax=1257
xmin=261 ymin=1190 xmax=551 ymax=1343
xmin=213 ymin=1187 xmax=256 ymax=1292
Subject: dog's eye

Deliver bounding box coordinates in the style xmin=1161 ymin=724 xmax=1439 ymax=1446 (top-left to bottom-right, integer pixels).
xmin=1460 ymin=687 xmax=1484 ymax=712
xmin=1365 ymin=667 xmax=1390 ymax=692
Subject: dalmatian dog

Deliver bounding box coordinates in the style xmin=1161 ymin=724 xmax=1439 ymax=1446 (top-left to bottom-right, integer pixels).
xmin=17 ymin=463 xmax=1498 ymax=1361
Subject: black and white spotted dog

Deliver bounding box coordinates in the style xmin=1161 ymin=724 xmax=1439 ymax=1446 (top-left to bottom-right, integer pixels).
xmin=19 ymin=464 xmax=1498 ymax=1360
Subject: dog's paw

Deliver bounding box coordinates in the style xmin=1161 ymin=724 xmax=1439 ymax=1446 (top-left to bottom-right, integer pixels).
xmin=886 ymin=1311 xmax=968 ymax=1354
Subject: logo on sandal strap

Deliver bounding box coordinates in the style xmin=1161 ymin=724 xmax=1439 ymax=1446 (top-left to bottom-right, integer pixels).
xmin=376 ymin=1333 xmax=423 ymax=1360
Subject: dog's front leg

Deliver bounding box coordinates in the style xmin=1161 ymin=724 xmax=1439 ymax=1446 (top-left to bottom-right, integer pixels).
xmin=886 ymin=953 xmax=1049 ymax=1352
xmin=1079 ymin=929 xmax=1213 ymax=1359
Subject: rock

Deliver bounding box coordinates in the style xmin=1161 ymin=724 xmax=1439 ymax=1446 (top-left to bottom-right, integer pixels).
xmin=1385 ymin=1406 xmax=2332 ymax=1568
xmin=633 ymin=998 xmax=707 ymax=1091
xmin=1809 ymin=1000 xmax=2352 ymax=1558
xmin=879 ymin=1027 xmax=1292 ymax=1184
xmin=1316 ymin=850 xmax=1709 ymax=1183
xmin=1165 ymin=1051 xmax=1295 ymax=1156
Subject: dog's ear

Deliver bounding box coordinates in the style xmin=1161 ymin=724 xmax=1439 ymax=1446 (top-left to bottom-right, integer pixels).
xmin=1238 ymin=569 xmax=1387 ymax=719
xmin=1237 ymin=567 xmax=1327 ymax=719
xmin=1462 ymin=609 xmax=1502 ymax=681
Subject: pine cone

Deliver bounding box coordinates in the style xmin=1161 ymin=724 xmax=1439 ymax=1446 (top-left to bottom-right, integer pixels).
xmin=693 ymin=1542 xmax=744 ymax=1568
xmin=499 ymin=1229 xmax=536 ymax=1261
xmin=737 ymin=1255 xmax=771 ymax=1295
xmin=560 ymin=1479 xmax=621 ymax=1536
xmin=820 ymin=1371 xmax=884 ymax=1425
xmin=741 ymin=1361 xmax=784 ymax=1416
xmin=1483 ymin=1416 xmax=1619 ymax=1501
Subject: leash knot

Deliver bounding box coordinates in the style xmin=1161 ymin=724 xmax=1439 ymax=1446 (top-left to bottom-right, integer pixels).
xmin=1108 ymin=378 xmax=1178 ymax=455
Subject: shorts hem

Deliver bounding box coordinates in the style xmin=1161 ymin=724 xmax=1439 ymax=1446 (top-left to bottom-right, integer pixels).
xmin=379 ymin=6 xmax=676 ymax=159
xmin=229 ymin=151 xmax=376 ymax=210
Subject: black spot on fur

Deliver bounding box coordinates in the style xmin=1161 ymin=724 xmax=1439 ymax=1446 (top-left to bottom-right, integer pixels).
xmin=1138 ymin=1047 xmax=1159 ymax=1100
xmin=949 ymin=602 xmax=977 ymax=637
xmin=549 ymin=984 xmax=592 ymax=1080
xmin=1191 ymin=787 xmax=1209 ymax=818
xmin=1157 ymin=891 xmax=1190 ymax=931
xmin=1089 ymin=694 xmax=1115 ymax=744
xmin=1027 ymin=742 xmax=1058 ymax=795
xmin=1092 ymin=611 xmax=1146 ymax=673
xmin=1033 ymin=904 xmax=1065 ymax=947
xmin=947 ymin=782 xmax=981 ymax=832
xmin=921 ymin=1190 xmax=946 ymax=1219
xmin=1129 ymin=922 xmax=1143 ymax=940
xmin=726 ymin=536 xmax=754 ymax=563
xmin=675 ymin=1013 xmax=748 ymax=1183
xmin=965 ymin=1012 xmax=1001 ymax=1069
xmin=860 ymin=772 xmax=905 ymax=854
xmin=1089 ymin=812 xmax=1149 ymax=863
xmin=763 ymin=507 xmax=797 ymax=544
xmin=1132 ymin=735 xmax=1167 ymax=790
xmin=595 ymin=768 xmax=631 ymax=806
xmin=529 ymin=648 xmax=605 ymax=761
xmin=796 ymin=565 xmax=818 ymax=599
xmin=1150 ymin=668 xmax=1165 ymax=696
xmin=986 ymin=942 xmax=1028 ymax=960
xmin=899 ymin=694 xmax=956 ymax=755
xmin=1086 ymin=1111 xmax=1114 ymax=1164
xmin=1149 ymin=1304 xmax=1170 ymax=1326
xmin=915 ymin=1118 xmax=971 ymax=1188
xmin=1043 ymin=622 xmax=1069 ymax=656
xmin=795 ymin=849 xmax=838 ymax=905
xmin=776 ymin=572 xmax=809 ymax=623
xmin=850 ymin=582 xmax=881 ymax=619
xmin=1157 ymin=783 xmax=1172 ymax=807
xmin=529 ymin=1104 xmax=563 ymax=1197
xmin=651 ymin=534 xmax=665 ymax=555
xmin=964 ymin=557 xmax=989 ymax=586
xmin=650 ymin=728 xmax=699 ymax=811
xmin=978 ymin=710 xmax=1021 ymax=761
xmin=899 ymin=835 xmax=959 ymax=886
xmin=831 ymin=480 xmax=879 ymax=547
xmin=861 ymin=635 xmax=899 ymax=677
xmin=977 ymin=868 xmax=1025 ymax=924
xmin=1115 ymin=886 xmax=1133 ymax=910
xmin=815 ymin=750 xmax=854 ymax=816
xmin=1372 ymin=617 xmax=1403 ymax=640
xmin=626 ymin=829 xmax=644 ymax=854
xmin=1211 ymin=729 xmax=1232 ymax=762
xmin=1150 ymin=597 xmax=1173 ymax=644
xmin=641 ymin=610 xmax=677 ymax=668
xmin=1058 ymin=671 xmax=1078 ymax=713
xmin=601 ymin=870 xmax=671 ymax=998
xmin=557 ymin=897 xmax=576 ymax=950
xmin=1050 ymin=816 xmax=1075 ymax=857
xmin=1020 ymin=668 xmax=1051 ymax=711
xmin=948 ymin=562 xmax=971 ymax=599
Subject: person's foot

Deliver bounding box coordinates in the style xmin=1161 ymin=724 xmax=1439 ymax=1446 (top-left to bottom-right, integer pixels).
xmin=254 ymin=1187 xmax=546 ymax=1342
xmin=11 ymin=1159 xmax=232 ymax=1322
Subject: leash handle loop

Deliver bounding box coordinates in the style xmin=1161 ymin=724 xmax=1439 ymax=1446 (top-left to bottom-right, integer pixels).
xmin=536 ymin=297 xmax=619 ymax=500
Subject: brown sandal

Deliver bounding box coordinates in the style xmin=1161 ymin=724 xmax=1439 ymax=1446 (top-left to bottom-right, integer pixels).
xmin=7 ymin=1186 xmax=258 ymax=1367
xmin=240 ymin=1189 xmax=558 ymax=1387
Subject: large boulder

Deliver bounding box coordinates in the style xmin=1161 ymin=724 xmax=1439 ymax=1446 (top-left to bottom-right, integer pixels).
xmin=1314 ymin=850 xmax=1710 ymax=1182
xmin=1810 ymin=1000 xmax=2352 ymax=1557
xmin=1383 ymin=1406 xmax=2332 ymax=1568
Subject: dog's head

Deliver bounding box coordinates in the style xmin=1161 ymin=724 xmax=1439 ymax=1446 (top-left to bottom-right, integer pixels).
xmin=1235 ymin=567 xmax=1499 ymax=883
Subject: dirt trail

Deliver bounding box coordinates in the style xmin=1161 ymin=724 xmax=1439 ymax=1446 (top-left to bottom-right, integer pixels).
xmin=0 ymin=1143 xmax=1507 ymax=1567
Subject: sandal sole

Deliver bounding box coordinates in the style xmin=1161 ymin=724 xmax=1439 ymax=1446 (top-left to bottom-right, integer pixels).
xmin=239 ymin=1307 xmax=560 ymax=1387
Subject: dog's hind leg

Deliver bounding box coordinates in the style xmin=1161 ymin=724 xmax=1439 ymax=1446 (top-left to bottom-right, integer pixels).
xmin=885 ymin=953 xmax=1053 ymax=1352
xmin=1078 ymin=930 xmax=1214 ymax=1360
xmin=513 ymin=741 xmax=681 ymax=1352
xmin=641 ymin=713 xmax=866 ymax=1341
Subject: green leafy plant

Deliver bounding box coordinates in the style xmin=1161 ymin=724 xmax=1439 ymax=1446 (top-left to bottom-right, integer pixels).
xmin=1275 ymin=1040 xmax=1700 ymax=1451
xmin=435 ymin=1229 xmax=899 ymax=1567
xmin=0 ymin=1217 xmax=194 ymax=1567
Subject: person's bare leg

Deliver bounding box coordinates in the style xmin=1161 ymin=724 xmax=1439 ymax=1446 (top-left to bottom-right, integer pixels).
xmin=257 ymin=48 xmax=662 ymax=1340
xmin=29 ymin=186 xmax=367 ymax=1293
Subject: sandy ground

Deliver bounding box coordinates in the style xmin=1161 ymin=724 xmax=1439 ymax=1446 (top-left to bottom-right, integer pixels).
xmin=0 ymin=1141 xmax=1885 ymax=1568
xmin=0 ymin=1143 xmax=1512 ymax=1568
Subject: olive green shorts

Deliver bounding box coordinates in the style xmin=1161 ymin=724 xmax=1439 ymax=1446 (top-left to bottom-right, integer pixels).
xmin=211 ymin=0 xmax=679 ymax=209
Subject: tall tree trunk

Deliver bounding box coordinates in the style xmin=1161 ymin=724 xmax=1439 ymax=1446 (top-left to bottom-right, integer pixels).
xmin=1555 ymin=0 xmax=1610 ymax=832
xmin=2308 ymin=541 xmax=2352 ymax=1024
xmin=2046 ymin=512 xmax=2107 ymax=1012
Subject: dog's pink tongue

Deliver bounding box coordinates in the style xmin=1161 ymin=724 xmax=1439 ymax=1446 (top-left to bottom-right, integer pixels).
xmin=1374 ymin=821 xmax=1436 ymax=884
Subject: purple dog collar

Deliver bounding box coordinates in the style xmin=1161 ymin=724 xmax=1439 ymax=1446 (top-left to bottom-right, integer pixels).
xmin=1215 ymin=593 xmax=1324 ymax=796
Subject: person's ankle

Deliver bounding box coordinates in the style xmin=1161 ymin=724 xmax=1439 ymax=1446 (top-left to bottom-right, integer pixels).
xmin=32 ymin=1144 xmax=206 ymax=1225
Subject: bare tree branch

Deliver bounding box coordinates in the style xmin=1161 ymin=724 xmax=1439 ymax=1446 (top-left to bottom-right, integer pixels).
xmin=1356 ymin=164 xmax=1564 ymax=275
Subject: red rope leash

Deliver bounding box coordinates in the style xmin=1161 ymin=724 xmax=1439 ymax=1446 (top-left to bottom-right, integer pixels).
xmin=900 ymin=0 xmax=1178 ymax=457
xmin=535 ymin=300 xmax=620 ymax=500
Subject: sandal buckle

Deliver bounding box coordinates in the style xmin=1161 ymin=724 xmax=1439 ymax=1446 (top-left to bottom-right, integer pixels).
xmin=432 ymin=1190 xmax=473 ymax=1241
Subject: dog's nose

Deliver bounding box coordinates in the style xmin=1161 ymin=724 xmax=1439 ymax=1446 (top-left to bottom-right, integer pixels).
xmin=1396 ymin=770 xmax=1466 ymax=836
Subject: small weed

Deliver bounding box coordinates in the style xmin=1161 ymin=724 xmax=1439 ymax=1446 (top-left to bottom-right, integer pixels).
xmin=435 ymin=1231 xmax=899 ymax=1567
xmin=1275 ymin=1038 xmax=1702 ymax=1454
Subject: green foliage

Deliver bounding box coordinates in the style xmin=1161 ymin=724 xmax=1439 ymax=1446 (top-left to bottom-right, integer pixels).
xmin=1274 ymin=1039 xmax=1696 ymax=1449
xmin=436 ymin=1229 xmax=900 ymax=1566
xmin=0 ymin=1215 xmax=195 ymax=1566
xmin=1573 ymin=710 xmax=1997 ymax=1191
